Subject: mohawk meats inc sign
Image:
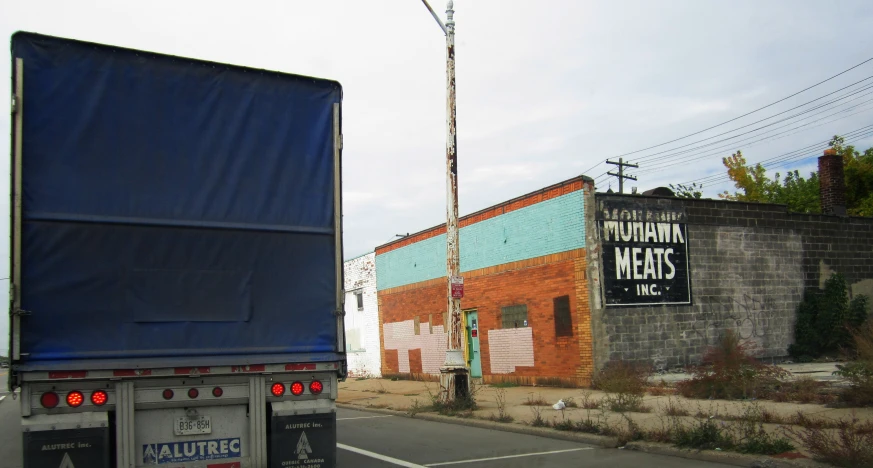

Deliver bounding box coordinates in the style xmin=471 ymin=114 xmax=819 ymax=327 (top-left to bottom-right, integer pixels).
xmin=598 ymin=198 xmax=691 ymax=307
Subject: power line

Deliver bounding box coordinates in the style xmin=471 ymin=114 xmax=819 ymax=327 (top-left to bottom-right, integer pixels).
xmin=678 ymin=126 xmax=873 ymax=187
xmin=692 ymin=125 xmax=873 ymax=184
xmin=631 ymin=80 xmax=873 ymax=165
xmin=635 ymin=101 xmax=873 ymax=175
xmin=581 ymin=55 xmax=873 ymax=176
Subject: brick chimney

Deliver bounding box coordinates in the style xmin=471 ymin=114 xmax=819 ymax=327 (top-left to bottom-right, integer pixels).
xmin=818 ymin=148 xmax=847 ymax=216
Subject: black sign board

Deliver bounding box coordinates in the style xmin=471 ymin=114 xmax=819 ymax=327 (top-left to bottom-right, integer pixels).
xmin=24 ymin=427 xmax=110 ymax=468
xmin=598 ymin=198 xmax=691 ymax=307
xmin=271 ymin=413 xmax=336 ymax=468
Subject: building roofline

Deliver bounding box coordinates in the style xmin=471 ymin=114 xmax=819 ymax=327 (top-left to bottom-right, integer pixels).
xmin=375 ymin=174 xmax=593 ymax=253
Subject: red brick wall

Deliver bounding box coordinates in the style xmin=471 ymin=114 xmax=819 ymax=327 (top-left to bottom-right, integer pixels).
xmin=378 ymin=250 xmax=593 ymax=385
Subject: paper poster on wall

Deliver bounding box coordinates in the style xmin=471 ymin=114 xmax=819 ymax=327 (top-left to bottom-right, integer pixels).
xmin=598 ymin=198 xmax=691 ymax=307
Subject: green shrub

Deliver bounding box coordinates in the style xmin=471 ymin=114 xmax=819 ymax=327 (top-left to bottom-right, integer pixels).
xmin=790 ymin=273 xmax=869 ymax=359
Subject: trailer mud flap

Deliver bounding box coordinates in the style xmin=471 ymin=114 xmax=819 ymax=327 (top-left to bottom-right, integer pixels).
xmin=270 ymin=413 xmax=336 ymax=468
xmin=24 ymin=427 xmax=110 ymax=468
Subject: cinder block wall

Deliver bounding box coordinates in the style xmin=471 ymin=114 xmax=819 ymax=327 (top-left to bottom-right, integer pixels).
xmin=594 ymin=194 xmax=873 ymax=370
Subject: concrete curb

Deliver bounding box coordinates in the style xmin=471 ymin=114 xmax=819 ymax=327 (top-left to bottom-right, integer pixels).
xmin=337 ymin=403 xmax=620 ymax=448
xmin=623 ymin=441 xmax=829 ymax=468
xmin=338 ymin=403 xmax=829 ymax=468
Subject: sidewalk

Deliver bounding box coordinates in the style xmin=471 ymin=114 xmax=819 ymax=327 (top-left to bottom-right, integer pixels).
xmin=650 ymin=361 xmax=848 ymax=384
xmin=338 ymin=371 xmax=870 ymax=466
xmin=338 ymin=375 xmax=868 ymax=426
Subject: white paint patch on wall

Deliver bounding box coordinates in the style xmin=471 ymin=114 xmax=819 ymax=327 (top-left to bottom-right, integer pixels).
xmin=488 ymin=328 xmax=535 ymax=374
xmin=383 ymin=320 xmax=447 ymax=374
xmin=344 ymin=252 xmax=382 ymax=377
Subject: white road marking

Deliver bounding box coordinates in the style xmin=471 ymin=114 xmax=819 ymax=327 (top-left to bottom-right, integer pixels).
xmin=337 ymin=443 xmax=427 ymax=468
xmin=424 ymin=447 xmax=594 ymax=466
xmin=337 ymin=415 xmax=394 ymax=421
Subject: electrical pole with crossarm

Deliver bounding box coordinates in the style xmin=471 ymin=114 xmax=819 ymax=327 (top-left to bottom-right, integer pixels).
xmin=606 ymin=158 xmax=638 ymax=194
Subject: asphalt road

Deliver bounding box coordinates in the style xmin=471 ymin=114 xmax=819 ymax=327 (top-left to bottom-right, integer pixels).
xmin=0 ymin=386 xmax=733 ymax=468
xmin=336 ymin=407 xmax=733 ymax=468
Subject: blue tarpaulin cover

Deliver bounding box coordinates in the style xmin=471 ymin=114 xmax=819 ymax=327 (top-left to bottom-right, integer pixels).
xmin=12 ymin=32 xmax=343 ymax=364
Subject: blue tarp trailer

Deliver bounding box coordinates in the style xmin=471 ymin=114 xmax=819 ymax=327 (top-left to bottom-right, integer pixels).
xmin=10 ymin=32 xmax=345 ymax=468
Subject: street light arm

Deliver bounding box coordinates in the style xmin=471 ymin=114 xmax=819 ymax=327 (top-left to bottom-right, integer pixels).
xmin=420 ymin=0 xmax=447 ymax=35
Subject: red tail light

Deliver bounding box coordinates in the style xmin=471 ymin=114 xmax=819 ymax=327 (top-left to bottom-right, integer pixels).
xmin=91 ymin=390 xmax=108 ymax=406
xmin=290 ymin=381 xmax=305 ymax=396
xmin=271 ymin=383 xmax=285 ymax=397
xmin=309 ymin=380 xmax=323 ymax=395
xmin=212 ymin=387 xmax=223 ymax=398
xmin=188 ymin=388 xmax=199 ymax=399
xmin=41 ymin=392 xmax=59 ymax=409
xmin=162 ymin=389 xmax=174 ymax=400
xmin=66 ymin=391 xmax=84 ymax=407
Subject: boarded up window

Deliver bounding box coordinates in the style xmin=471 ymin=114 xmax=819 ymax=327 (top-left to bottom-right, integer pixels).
xmin=554 ymin=295 xmax=572 ymax=337
xmin=501 ymin=304 xmax=528 ymax=329
xmin=414 ymin=316 xmax=421 ymax=335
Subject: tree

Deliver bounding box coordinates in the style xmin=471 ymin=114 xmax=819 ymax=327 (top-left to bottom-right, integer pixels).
xmin=669 ymin=182 xmax=704 ymax=199
xmin=718 ymin=150 xmax=820 ymax=213
xmin=832 ymin=135 xmax=873 ymax=217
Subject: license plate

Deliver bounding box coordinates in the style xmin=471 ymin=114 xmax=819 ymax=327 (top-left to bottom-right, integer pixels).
xmin=174 ymin=416 xmax=212 ymax=435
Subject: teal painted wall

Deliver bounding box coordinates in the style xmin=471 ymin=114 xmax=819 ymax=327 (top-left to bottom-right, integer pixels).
xmin=376 ymin=190 xmax=585 ymax=290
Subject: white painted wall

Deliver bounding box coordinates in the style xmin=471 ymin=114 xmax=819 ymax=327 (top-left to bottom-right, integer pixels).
xmin=343 ymin=252 xmax=381 ymax=377
xmin=382 ymin=320 xmax=447 ymax=374
xmin=488 ymin=328 xmax=535 ymax=374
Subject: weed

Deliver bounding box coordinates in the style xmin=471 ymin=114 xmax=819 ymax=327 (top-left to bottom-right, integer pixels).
xmin=489 ymin=381 xmax=519 ymax=388
xmin=535 ymin=376 xmax=577 ymax=388
xmin=488 ymin=413 xmax=514 ymax=423
xmin=662 ymin=397 xmax=690 ymax=417
xmin=648 ymin=379 xmax=676 ymax=396
xmin=787 ymin=412 xmax=835 ymax=430
xmin=523 ymin=393 xmax=549 ymax=406
xmin=553 ymin=419 xmax=575 ymax=431
xmin=677 ymin=330 xmax=789 ymax=400
xmin=603 ymin=392 xmax=648 ymax=413
xmin=673 ymin=417 xmax=734 ymax=450
xmin=529 ymin=404 xmax=548 ymax=427
xmin=368 ymin=403 xmax=389 ymax=409
xmin=427 ymin=384 xmax=477 ymax=416
xmin=403 ymin=393 xmax=419 ymax=397
xmin=574 ymin=414 xmax=605 ymax=434
xmin=563 ymin=397 xmax=579 ymax=408
xmin=580 ymin=391 xmax=601 ymax=409
xmin=409 ymin=399 xmax=430 ymax=417
xmin=613 ymin=413 xmax=646 ymax=445
xmin=729 ymin=403 xmax=795 ymax=455
xmin=783 ymin=416 xmax=873 ymax=467
xmin=494 ymin=388 xmax=512 ymax=423
xmin=646 ymin=427 xmax=674 ymax=443
xmin=834 ymin=320 xmax=873 ymax=406
xmin=592 ymin=361 xmax=649 ymax=395
xmin=647 ymin=386 xmax=676 ymax=396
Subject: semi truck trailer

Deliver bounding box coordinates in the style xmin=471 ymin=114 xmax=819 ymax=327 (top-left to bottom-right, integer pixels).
xmin=9 ymin=32 xmax=346 ymax=468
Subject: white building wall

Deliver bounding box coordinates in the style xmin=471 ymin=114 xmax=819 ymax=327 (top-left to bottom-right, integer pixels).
xmin=343 ymin=252 xmax=381 ymax=377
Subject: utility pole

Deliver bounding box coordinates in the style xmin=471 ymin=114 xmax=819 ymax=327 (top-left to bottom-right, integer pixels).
xmin=420 ymin=0 xmax=468 ymax=402
xmin=606 ymin=158 xmax=638 ymax=194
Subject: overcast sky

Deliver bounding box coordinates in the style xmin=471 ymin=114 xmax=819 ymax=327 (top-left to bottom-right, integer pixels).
xmin=2 ymin=0 xmax=873 ymax=351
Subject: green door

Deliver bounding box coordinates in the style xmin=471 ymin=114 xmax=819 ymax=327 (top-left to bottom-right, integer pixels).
xmin=465 ymin=311 xmax=482 ymax=378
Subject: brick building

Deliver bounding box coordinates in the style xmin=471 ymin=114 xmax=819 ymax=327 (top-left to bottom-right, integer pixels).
xmin=343 ymin=252 xmax=381 ymax=377
xmin=374 ymin=176 xmax=598 ymax=386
